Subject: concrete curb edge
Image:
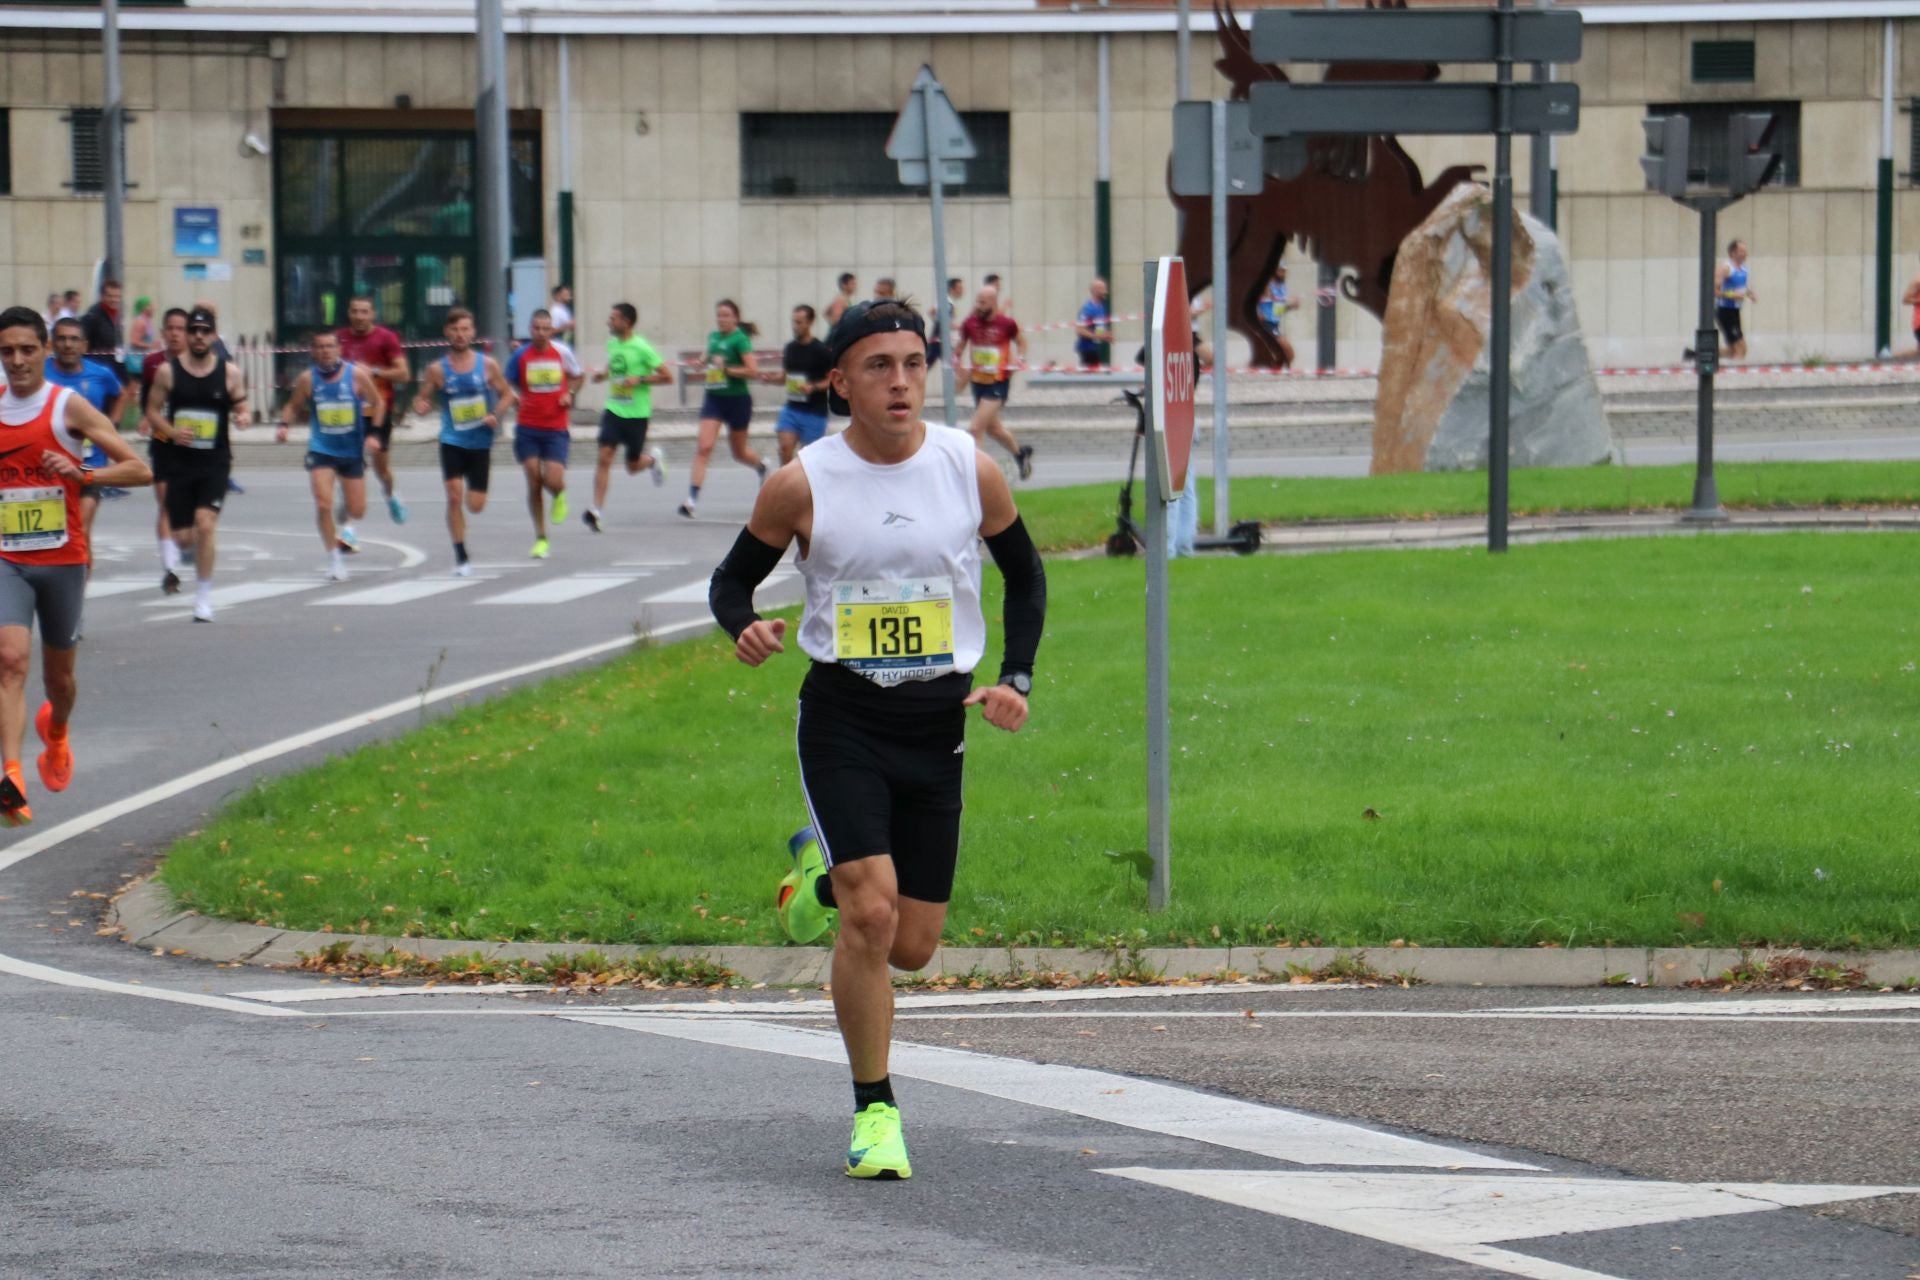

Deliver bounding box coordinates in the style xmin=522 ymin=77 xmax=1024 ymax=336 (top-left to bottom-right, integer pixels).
xmin=111 ymin=879 xmax=1920 ymax=990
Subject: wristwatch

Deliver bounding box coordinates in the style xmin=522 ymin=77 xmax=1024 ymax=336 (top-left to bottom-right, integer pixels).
xmin=1000 ymin=672 xmax=1033 ymax=698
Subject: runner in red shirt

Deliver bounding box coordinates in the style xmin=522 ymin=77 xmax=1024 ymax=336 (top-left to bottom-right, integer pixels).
xmin=0 ymin=306 xmax=153 ymax=826
xmin=506 ymin=310 xmax=584 ymax=558
xmin=336 ymin=295 xmax=412 ymax=523
xmin=951 ymin=284 xmax=1033 ymax=480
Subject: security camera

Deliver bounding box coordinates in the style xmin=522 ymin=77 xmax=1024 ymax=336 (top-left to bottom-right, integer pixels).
xmin=241 ymin=133 xmax=270 ymax=157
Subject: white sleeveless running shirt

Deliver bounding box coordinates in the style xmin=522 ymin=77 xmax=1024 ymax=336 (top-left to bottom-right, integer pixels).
xmin=796 ymin=423 xmax=985 ymax=686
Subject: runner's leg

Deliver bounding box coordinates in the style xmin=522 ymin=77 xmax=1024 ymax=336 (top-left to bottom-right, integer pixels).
xmin=310 ymin=466 xmax=338 ymax=552
xmin=827 ymin=856 xmax=902 ymax=1084
xmin=0 ymin=625 xmax=29 ymax=766
xmin=445 ymin=476 xmax=468 ymax=547
xmin=523 ymin=456 xmax=546 ymax=540
xmin=726 ymin=426 xmax=763 ymax=474
xmin=593 ymin=444 xmax=615 ymax=510
xmin=691 ymin=417 xmax=720 ymax=491
xmin=38 ymin=643 xmax=76 ymax=736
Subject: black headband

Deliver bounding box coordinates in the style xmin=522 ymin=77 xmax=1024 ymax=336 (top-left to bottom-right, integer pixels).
xmin=826 ymin=301 xmax=927 ymax=416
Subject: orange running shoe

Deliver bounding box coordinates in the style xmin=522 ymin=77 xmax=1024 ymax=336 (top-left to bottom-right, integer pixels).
xmin=35 ymin=702 xmax=72 ymax=793
xmin=1 ymin=762 xmax=31 ymax=827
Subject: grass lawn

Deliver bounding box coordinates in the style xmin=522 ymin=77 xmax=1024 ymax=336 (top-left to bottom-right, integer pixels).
xmin=160 ymin=531 xmax=1920 ymax=953
xmin=1018 ymin=460 xmax=1920 ymax=551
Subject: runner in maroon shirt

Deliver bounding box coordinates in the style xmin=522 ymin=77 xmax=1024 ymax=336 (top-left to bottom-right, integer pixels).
xmin=336 ymin=295 xmax=412 ymax=523
xmin=951 ymin=285 xmax=1032 ymax=479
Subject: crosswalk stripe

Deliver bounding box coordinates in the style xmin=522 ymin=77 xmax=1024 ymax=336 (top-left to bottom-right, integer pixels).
xmin=479 ymin=574 xmax=643 ymax=605
xmin=641 ymin=569 xmax=795 ymax=607
xmin=86 ymin=578 xmax=160 ymax=599
xmin=138 ymin=580 xmax=329 ymax=609
xmin=309 ymin=578 xmax=484 ymax=607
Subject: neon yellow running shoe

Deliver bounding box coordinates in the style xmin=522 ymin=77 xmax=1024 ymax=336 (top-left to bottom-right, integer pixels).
xmin=846 ymin=1102 xmax=911 ymax=1180
xmin=530 ymin=537 xmax=551 ymax=559
xmin=550 ymin=491 xmax=569 ymax=525
xmin=776 ymin=826 xmax=835 ymax=944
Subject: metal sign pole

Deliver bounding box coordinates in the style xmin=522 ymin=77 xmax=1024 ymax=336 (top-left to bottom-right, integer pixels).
xmin=1142 ymin=259 xmax=1172 ymax=913
xmin=475 ymin=0 xmax=512 ymax=353
xmin=924 ymin=79 xmax=958 ymax=428
xmin=1209 ymin=100 xmax=1231 ymax=536
xmin=101 ymin=0 xmax=125 ymax=316
xmin=1685 ymin=201 xmax=1725 ymax=521
xmin=1316 ymin=262 xmax=1336 ymax=372
xmin=1487 ymin=0 xmax=1516 ymax=555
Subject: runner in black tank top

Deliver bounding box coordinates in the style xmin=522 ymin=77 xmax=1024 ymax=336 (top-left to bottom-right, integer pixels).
xmin=142 ymin=307 xmax=248 ymax=622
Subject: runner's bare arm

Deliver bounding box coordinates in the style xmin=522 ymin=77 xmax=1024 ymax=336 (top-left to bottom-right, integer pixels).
xmin=713 ymin=464 xmax=812 ymax=667
xmin=278 ymin=371 xmax=312 ymax=443
xmin=963 ymin=449 xmax=1041 ymax=733
xmin=412 ymin=360 xmax=443 ymax=417
xmin=382 ymin=349 xmax=412 ymax=388
xmin=357 ymin=366 xmax=388 ymax=428
xmin=59 ymin=393 xmax=152 ymax=488
xmin=144 ymin=363 xmax=174 ymax=442
xmin=734 ymin=350 xmax=760 ymax=381
xmin=226 ymin=362 xmax=251 ymax=429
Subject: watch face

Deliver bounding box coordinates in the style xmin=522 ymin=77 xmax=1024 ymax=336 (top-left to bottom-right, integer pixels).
xmin=1007 ymin=674 xmax=1032 ymax=695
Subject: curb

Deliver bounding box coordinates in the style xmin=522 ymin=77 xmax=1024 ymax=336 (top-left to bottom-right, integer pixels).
xmin=111 ymin=880 xmax=1920 ymax=990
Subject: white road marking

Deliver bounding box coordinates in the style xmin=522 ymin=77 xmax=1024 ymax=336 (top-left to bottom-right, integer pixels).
xmin=231 ymin=980 xmax=1339 ymax=1009
xmin=641 ymin=568 xmax=796 ymax=607
xmin=309 ymin=578 xmax=485 ymax=607
xmin=227 ymin=982 xmax=553 ymax=1003
xmin=222 ymin=524 xmax=428 ymax=570
xmin=138 ymin=579 xmax=329 ymax=610
xmin=480 ymin=574 xmax=643 ymax=605
xmin=611 ymin=559 xmax=690 ymax=567
xmin=1496 ymin=995 xmax=1920 ymax=1017
xmin=85 ymin=578 xmax=161 ymax=599
xmin=0 ymin=953 xmax=302 ymax=1018
xmin=561 ymin=1014 xmax=1536 ymax=1170
xmin=1099 ymin=1169 xmax=1920 ymax=1280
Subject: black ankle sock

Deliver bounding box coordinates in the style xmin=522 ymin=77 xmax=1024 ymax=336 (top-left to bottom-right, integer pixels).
xmin=853 ymin=1076 xmax=895 ymax=1113
xmin=453 ymin=541 xmax=468 ymax=564
xmin=814 ymin=877 xmax=837 ymax=910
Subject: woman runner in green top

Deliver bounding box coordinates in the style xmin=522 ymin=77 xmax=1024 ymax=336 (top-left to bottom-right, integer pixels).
xmin=679 ymin=299 xmax=765 ymax=519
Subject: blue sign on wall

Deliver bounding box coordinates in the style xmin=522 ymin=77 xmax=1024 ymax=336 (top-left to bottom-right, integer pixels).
xmin=174 ymin=207 xmax=220 ymax=258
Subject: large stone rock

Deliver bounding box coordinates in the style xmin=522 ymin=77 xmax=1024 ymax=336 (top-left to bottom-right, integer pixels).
xmin=1373 ymin=183 xmax=1611 ymax=474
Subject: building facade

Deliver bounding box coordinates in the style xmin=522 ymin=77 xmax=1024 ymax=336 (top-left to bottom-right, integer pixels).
xmin=1 ymin=1 xmax=1917 ymax=372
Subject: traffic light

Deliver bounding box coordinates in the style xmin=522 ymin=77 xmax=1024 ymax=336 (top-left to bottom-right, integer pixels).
xmin=1640 ymin=114 xmax=1690 ymax=199
xmin=1727 ymin=112 xmax=1783 ymax=197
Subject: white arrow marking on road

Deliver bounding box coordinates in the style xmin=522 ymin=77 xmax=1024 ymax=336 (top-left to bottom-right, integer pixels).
xmin=1098 ymin=1169 xmax=1920 ymax=1280
xmin=0 ymin=953 xmax=306 ymax=1018
xmin=309 ymin=578 xmax=487 ymax=607
xmin=480 ymin=574 xmax=644 ymax=605
xmin=561 ymin=1014 xmax=1536 ymax=1170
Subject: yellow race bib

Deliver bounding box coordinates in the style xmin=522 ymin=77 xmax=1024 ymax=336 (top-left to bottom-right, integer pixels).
xmin=174 ymin=407 xmax=219 ymax=449
xmin=0 ymin=486 xmax=68 ymax=553
xmin=316 ymin=403 xmax=357 ymax=433
xmin=833 ymin=577 xmax=956 ymax=685
xmin=526 ymin=363 xmax=564 ymax=390
xmin=785 ymin=373 xmax=809 ymax=402
xmin=448 ymin=394 xmax=489 ymax=425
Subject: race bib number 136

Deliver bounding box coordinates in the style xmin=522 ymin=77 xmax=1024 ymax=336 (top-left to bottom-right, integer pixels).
xmin=833 ymin=577 xmax=955 ymax=684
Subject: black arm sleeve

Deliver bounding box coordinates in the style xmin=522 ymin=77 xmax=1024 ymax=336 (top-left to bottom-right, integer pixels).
xmin=983 ymin=515 xmax=1046 ymax=681
xmin=709 ymin=529 xmax=787 ymax=640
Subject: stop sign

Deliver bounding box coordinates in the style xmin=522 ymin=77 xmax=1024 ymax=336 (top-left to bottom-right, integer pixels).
xmin=1148 ymin=256 xmax=1196 ymax=502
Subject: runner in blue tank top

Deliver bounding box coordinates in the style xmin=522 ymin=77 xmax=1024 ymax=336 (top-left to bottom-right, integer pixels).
xmin=412 ymin=307 xmax=517 ymax=576
xmin=1713 ymin=239 xmax=1755 ymax=361
xmin=280 ymin=330 xmax=385 ymax=581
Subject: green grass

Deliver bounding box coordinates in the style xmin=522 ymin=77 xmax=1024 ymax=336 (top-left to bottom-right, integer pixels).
xmin=1018 ymin=460 xmax=1920 ymax=551
xmin=160 ymin=531 xmax=1920 ymax=952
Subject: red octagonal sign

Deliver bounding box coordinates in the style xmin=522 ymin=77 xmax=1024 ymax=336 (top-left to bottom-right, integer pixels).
xmin=1149 ymin=256 xmax=1196 ymax=502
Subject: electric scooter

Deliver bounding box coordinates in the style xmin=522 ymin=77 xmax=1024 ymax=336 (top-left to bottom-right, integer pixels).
xmin=1106 ymin=388 xmax=1262 ymax=557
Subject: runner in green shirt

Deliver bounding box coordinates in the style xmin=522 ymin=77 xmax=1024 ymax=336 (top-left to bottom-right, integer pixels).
xmin=585 ymin=301 xmax=672 ymax=532
xmin=680 ymin=299 xmax=766 ymax=519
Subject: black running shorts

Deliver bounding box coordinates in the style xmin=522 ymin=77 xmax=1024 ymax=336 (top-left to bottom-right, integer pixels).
xmin=1715 ymin=307 xmax=1743 ymax=347
xmin=597 ymin=411 xmax=649 ymax=463
xmin=438 ymin=442 xmax=491 ymax=493
xmin=165 ymin=466 xmax=228 ymax=531
xmin=795 ymin=663 xmax=968 ymax=905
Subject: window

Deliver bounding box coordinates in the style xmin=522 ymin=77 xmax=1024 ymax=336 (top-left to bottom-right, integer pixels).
xmin=67 ymin=106 xmax=104 ymax=193
xmin=0 ymin=110 xmax=10 ymax=197
xmin=1648 ymin=100 xmax=1798 ymax=188
xmin=1691 ymin=40 xmax=1755 ymax=84
xmin=1909 ymin=99 xmax=1920 ymax=185
xmin=741 ymin=112 xmax=1011 ymax=199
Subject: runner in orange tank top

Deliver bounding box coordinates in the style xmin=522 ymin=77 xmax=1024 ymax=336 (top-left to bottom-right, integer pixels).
xmin=0 ymin=306 xmax=153 ymax=825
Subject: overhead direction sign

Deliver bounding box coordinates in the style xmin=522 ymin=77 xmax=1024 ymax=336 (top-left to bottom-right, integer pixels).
xmin=889 ymin=65 xmax=975 ymax=187
xmin=1252 ymin=7 xmax=1582 ymax=65
xmin=1171 ymin=100 xmax=1263 ymax=197
xmin=1250 ymin=81 xmax=1581 ymax=138
xmin=1148 ymin=256 xmax=1196 ymax=502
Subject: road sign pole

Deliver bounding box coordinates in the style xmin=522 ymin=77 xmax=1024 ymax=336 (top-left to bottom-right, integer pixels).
xmin=1317 ymin=261 xmax=1336 ymax=372
xmin=1142 ymin=259 xmax=1171 ymax=912
xmin=1210 ymin=100 xmax=1231 ymax=536
xmin=923 ymin=80 xmax=958 ymax=427
xmin=101 ymin=0 xmax=125 ymax=308
xmin=475 ymin=0 xmax=512 ymax=353
xmin=1487 ymin=0 xmax=1516 ymax=555
xmin=1685 ymin=201 xmax=1726 ymax=522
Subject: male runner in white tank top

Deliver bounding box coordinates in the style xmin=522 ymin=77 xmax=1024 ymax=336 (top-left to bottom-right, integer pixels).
xmin=710 ymin=299 xmax=1047 ymax=1181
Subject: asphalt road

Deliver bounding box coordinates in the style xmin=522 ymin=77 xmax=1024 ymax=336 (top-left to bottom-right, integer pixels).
xmin=2 ymin=449 xmax=1917 ymax=1279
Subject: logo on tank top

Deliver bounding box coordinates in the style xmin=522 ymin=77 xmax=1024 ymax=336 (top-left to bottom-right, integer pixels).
xmin=882 ymin=511 xmax=916 ymax=526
